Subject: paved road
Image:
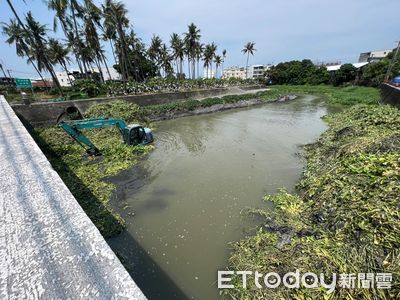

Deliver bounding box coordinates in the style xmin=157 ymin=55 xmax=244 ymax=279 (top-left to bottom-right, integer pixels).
xmin=0 ymin=95 xmax=146 ymax=299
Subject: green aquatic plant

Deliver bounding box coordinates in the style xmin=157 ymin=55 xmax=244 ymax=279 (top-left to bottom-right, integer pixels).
xmin=224 ymin=104 xmax=400 ymax=299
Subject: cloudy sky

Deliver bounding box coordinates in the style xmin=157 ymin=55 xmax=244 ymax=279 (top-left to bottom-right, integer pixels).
xmin=0 ymin=0 xmax=399 ymax=78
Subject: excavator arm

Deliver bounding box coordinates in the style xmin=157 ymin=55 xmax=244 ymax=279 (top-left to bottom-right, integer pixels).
xmin=58 ymin=118 xmax=128 ymax=156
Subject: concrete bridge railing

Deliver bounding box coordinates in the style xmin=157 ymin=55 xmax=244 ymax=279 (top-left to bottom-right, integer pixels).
xmin=0 ymin=95 xmax=146 ymax=299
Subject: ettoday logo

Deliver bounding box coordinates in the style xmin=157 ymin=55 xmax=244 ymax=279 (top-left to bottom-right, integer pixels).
xmin=218 ymin=270 xmax=392 ymax=293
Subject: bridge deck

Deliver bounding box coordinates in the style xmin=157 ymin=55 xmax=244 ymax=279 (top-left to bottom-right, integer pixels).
xmin=0 ymin=95 xmax=146 ymax=299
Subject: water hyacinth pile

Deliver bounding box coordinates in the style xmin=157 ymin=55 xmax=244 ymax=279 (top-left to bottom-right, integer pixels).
xmin=33 ymin=108 xmax=153 ymax=238
xmin=224 ymin=105 xmax=400 ymax=299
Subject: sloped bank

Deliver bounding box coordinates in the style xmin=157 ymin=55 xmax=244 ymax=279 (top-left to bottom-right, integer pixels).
xmin=223 ymin=104 xmax=400 ymax=299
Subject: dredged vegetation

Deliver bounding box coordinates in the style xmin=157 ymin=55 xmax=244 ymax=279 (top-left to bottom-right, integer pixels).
xmin=223 ymin=95 xmax=399 ymax=299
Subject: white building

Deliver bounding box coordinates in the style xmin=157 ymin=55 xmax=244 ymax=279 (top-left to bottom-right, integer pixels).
xmin=247 ymin=64 xmax=270 ymax=79
xmin=203 ymin=69 xmax=215 ymax=79
xmin=359 ymin=49 xmax=392 ymax=63
xmin=326 ymin=62 xmax=369 ymax=72
xmin=95 ymin=67 xmax=121 ymax=81
xmin=56 ymin=71 xmax=75 ymax=87
xmin=222 ymin=66 xmax=246 ymax=79
xmin=56 ymin=67 xmax=121 ymax=87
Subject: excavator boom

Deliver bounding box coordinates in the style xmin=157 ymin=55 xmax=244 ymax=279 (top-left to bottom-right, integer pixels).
xmin=58 ymin=118 xmax=153 ymax=156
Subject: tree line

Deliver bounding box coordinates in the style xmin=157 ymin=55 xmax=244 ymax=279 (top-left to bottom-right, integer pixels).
xmin=266 ymin=51 xmax=400 ymax=87
xmin=2 ymin=0 xmax=258 ymax=94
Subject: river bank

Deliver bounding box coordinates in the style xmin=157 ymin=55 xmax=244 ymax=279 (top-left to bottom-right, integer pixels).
xmin=31 ymin=85 xmax=379 ymax=239
xmin=223 ymin=104 xmax=400 ymax=299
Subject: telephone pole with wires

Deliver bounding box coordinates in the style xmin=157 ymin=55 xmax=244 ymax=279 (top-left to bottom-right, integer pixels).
xmin=384 ymin=41 xmax=400 ymax=82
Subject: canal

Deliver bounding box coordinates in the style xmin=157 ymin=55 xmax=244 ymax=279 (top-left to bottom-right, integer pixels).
xmin=107 ymin=95 xmax=338 ymax=299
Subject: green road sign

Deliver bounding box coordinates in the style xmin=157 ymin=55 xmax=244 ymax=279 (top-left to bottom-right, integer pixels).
xmin=15 ymin=78 xmax=33 ymax=89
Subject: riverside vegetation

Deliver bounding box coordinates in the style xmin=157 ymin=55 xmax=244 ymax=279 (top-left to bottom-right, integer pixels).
xmin=33 ymin=85 xmax=385 ymax=261
xmin=223 ymin=89 xmax=399 ymax=299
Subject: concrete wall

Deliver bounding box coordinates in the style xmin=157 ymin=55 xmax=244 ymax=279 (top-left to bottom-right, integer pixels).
xmin=11 ymin=86 xmax=264 ymax=127
xmin=380 ymin=83 xmax=400 ymax=108
xmin=0 ymin=95 xmax=146 ymax=299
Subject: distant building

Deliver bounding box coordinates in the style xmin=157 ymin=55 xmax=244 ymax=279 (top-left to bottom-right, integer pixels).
xmin=31 ymin=79 xmax=54 ymax=88
xmin=326 ymin=62 xmax=369 ymax=72
xmin=56 ymin=67 xmax=121 ymax=87
xmin=203 ymin=69 xmax=215 ymax=79
xmin=358 ymin=49 xmax=392 ymax=63
xmin=222 ymin=66 xmax=246 ymax=79
xmin=56 ymin=71 xmax=75 ymax=87
xmin=247 ymin=64 xmax=271 ymax=79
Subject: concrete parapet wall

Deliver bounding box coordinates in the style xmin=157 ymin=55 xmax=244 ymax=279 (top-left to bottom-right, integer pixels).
xmin=0 ymin=95 xmax=146 ymax=299
xmin=10 ymin=85 xmax=264 ymax=126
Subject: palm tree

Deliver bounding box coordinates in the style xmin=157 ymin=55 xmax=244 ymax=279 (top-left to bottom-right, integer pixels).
xmin=1 ymin=18 xmax=47 ymax=85
xmin=195 ymin=42 xmax=204 ymax=79
xmin=5 ymin=1 xmax=62 ymax=91
xmin=160 ymin=44 xmax=173 ymax=77
xmin=148 ymin=35 xmax=163 ymax=75
xmin=242 ymin=41 xmax=256 ymax=78
xmin=203 ymin=44 xmax=213 ymax=78
xmin=208 ymin=42 xmax=217 ymax=78
xmin=47 ymin=38 xmax=73 ymax=85
xmin=69 ymin=0 xmax=90 ymax=77
xmin=24 ymin=12 xmax=62 ymax=90
xmin=214 ymin=55 xmax=222 ymax=78
xmin=170 ymin=33 xmax=184 ymax=77
xmin=47 ymin=0 xmax=84 ymax=75
xmin=222 ymin=49 xmax=226 ymax=78
xmin=103 ymin=0 xmax=132 ymax=81
xmin=82 ymin=0 xmax=108 ymax=82
xmin=184 ymin=23 xmax=201 ymax=80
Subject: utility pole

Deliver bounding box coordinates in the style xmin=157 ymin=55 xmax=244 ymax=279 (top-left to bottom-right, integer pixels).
xmin=7 ymin=69 xmax=13 ymax=84
xmin=384 ymin=41 xmax=400 ymax=82
xmin=0 ymin=63 xmax=11 ymax=86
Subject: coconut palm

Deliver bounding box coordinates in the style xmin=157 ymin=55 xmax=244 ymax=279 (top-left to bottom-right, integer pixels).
xmin=203 ymin=44 xmax=214 ymax=78
xmin=214 ymin=55 xmax=222 ymax=78
xmin=195 ymin=42 xmax=204 ymax=79
xmin=148 ymin=35 xmax=163 ymax=75
xmin=160 ymin=44 xmax=173 ymax=77
xmin=103 ymin=0 xmax=132 ymax=81
xmin=1 ymin=18 xmax=47 ymax=84
xmin=170 ymin=33 xmax=185 ymax=77
xmin=24 ymin=12 xmax=62 ymax=90
xmin=47 ymin=0 xmax=84 ymax=75
xmin=184 ymin=23 xmax=201 ymax=79
xmin=102 ymin=25 xmax=117 ymax=64
xmin=242 ymin=41 xmax=256 ymax=78
xmin=82 ymin=0 xmax=107 ymax=81
xmin=47 ymin=38 xmax=73 ymax=84
xmin=222 ymin=49 xmax=226 ymax=77
xmin=208 ymin=42 xmax=217 ymax=78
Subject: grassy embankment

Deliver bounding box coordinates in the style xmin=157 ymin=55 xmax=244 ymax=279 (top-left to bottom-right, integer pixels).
xmin=34 ymin=85 xmax=382 ymax=240
xmin=223 ymin=86 xmax=400 ymax=299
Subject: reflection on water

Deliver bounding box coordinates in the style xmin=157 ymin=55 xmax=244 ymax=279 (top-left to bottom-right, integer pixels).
xmin=108 ymin=95 xmax=338 ymax=300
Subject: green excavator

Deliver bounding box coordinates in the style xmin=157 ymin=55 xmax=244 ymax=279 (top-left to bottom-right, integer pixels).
xmin=58 ymin=118 xmax=153 ymax=156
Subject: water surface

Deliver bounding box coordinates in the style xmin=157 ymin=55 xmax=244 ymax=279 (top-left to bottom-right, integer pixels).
xmin=108 ymin=95 xmax=338 ymax=299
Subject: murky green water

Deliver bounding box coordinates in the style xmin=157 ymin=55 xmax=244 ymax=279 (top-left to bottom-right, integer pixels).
xmin=108 ymin=95 xmax=338 ymax=299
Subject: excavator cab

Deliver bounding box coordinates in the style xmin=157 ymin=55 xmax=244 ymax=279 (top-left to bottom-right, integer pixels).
xmin=123 ymin=125 xmax=154 ymax=146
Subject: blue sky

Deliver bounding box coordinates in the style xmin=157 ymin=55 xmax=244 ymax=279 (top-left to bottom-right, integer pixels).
xmin=0 ymin=0 xmax=399 ymax=78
